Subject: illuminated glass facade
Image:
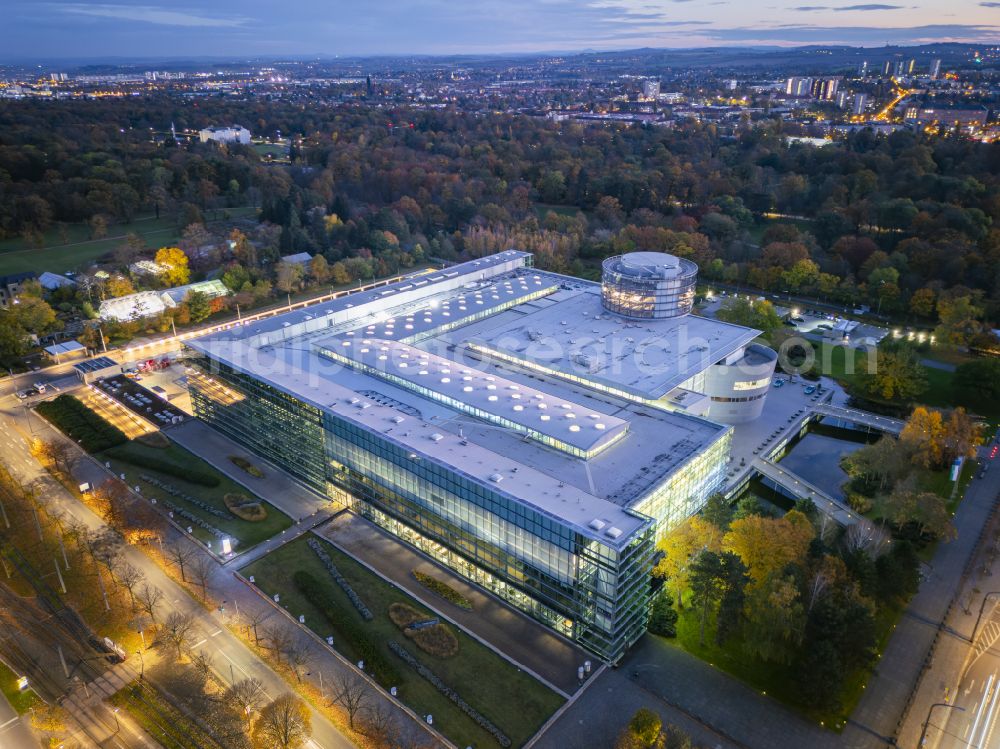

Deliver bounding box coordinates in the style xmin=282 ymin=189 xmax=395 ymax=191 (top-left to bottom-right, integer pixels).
xmin=186 ymin=350 xmax=655 ymax=663
xmin=601 ymin=253 xmax=698 ymax=319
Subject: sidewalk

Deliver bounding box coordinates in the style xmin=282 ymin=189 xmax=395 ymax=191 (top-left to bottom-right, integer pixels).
xmin=852 ymin=450 xmax=1000 ymax=746
xmin=319 ymin=512 xmax=589 ymax=697
xmin=167 ymin=419 xmax=328 ymax=521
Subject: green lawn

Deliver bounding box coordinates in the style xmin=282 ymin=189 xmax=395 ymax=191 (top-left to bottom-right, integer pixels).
xmin=243 ymin=536 xmax=563 ymax=749
xmin=111 ymin=682 xmax=216 ymax=749
xmin=668 ymin=600 xmax=894 ymax=730
xmin=252 ymin=142 xmax=289 ymax=159
xmin=0 ymin=207 xmax=259 ymax=276
xmin=0 ymin=660 xmax=41 ymax=715
xmin=100 ymin=440 xmax=292 ymax=551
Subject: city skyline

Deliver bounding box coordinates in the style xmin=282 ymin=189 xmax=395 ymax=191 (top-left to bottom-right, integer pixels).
xmin=2 ymin=0 xmax=999 ymax=60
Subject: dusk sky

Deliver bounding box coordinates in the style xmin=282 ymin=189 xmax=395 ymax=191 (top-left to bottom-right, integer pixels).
xmin=3 ymin=0 xmax=999 ymax=59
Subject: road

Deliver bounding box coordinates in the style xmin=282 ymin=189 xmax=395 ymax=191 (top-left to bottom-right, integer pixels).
xmin=0 ymin=394 xmax=358 ymax=749
xmin=0 ymin=691 xmax=35 ymax=749
xmin=936 ymin=601 xmax=1000 ymax=749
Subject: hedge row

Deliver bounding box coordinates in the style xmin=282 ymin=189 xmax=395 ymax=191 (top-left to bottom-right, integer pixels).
xmin=104 ymin=445 xmax=221 ymax=487
xmin=292 ymin=570 xmax=401 ymax=686
xmin=389 ymin=640 xmax=511 ymax=747
xmin=306 ymin=538 xmax=373 ymax=620
xmin=412 ymin=570 xmax=473 ymax=610
xmin=36 ymin=395 xmax=127 ymax=453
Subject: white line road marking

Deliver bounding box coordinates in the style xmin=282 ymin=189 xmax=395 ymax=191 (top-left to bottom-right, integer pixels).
xmin=192 ymin=638 xmax=207 ymax=648
xmin=0 ymin=716 xmax=20 ymax=729
xmin=978 ymin=678 xmax=1000 ymax=749
xmin=968 ymin=674 xmax=994 ymax=741
xmin=210 ymin=628 xmax=222 ymax=636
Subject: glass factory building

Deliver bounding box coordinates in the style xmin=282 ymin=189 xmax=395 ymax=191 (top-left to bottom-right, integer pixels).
xmin=185 ymin=250 xmax=773 ymax=662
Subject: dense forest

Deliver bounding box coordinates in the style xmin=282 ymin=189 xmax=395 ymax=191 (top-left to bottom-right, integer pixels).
xmin=1 ymin=96 xmax=998 ymax=331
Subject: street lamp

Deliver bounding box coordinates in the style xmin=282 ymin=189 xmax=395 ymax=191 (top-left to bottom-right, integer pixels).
xmin=917 ymin=702 xmax=964 ymax=746
xmin=971 ymin=591 xmax=1000 ymax=639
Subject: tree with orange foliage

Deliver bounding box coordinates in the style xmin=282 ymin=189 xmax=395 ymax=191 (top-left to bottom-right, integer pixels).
xmin=722 ymin=509 xmax=814 ymax=589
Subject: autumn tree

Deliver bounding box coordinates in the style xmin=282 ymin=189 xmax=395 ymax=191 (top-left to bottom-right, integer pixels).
xmin=155 ymin=246 xmax=191 ymax=286
xmin=722 ymin=510 xmax=814 ymax=589
xmin=899 ymin=407 xmax=946 ymax=469
xmin=716 ymin=298 xmax=783 ymax=341
xmin=252 ymin=694 xmax=312 ymax=749
xmin=857 ymin=342 xmax=927 ymax=402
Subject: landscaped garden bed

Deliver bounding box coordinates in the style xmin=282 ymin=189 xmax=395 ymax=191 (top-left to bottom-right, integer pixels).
xmin=243 ymin=535 xmax=562 ymax=748
xmin=36 ymin=394 xmax=127 ymax=452
xmin=101 ymin=440 xmax=291 ymax=549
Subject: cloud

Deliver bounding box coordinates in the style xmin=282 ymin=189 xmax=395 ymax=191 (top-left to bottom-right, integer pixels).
xmin=701 ymin=23 xmax=999 ymax=43
xmin=793 ymin=2 xmax=904 ymax=9
xmin=981 ymin=1 xmax=1000 ymax=6
xmin=835 ymin=3 xmax=903 ymax=9
xmin=49 ymin=3 xmax=250 ymax=27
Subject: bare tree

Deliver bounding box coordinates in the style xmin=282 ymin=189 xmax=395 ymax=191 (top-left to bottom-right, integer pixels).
xmin=252 ymin=694 xmax=312 ymax=749
xmin=842 ymin=522 xmax=891 ymax=557
xmin=226 ymin=677 xmax=266 ymax=731
xmin=244 ymin=608 xmax=270 ymax=647
xmin=330 ymin=671 xmax=371 ymax=730
xmin=284 ymin=639 xmax=313 ymax=684
xmin=158 ymin=611 xmax=196 ymax=660
xmin=116 ymin=561 xmax=145 ymax=610
xmin=165 ymin=541 xmax=196 ymax=581
xmin=263 ymin=623 xmax=293 ymax=663
xmin=136 ymin=583 xmax=164 ymax=624
xmin=190 ymin=553 xmax=216 ymax=601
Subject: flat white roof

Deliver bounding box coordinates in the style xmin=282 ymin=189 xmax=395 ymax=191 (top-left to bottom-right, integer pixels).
xmin=316 ymin=335 xmax=629 ymax=455
xmin=461 ymin=287 xmax=760 ymax=399
xmin=187 ymin=251 xmax=744 ymax=547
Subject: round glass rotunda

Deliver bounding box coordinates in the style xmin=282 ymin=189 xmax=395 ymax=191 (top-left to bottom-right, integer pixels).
xmin=601 ymin=251 xmax=698 ymax=319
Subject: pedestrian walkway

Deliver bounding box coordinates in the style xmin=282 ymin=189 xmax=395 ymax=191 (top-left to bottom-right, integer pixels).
xmin=228 ymin=508 xmax=340 ymax=568
xmin=319 ymin=512 xmax=589 ymax=697
xmin=167 ymin=419 xmax=328 ymax=521
xmin=753 ymin=456 xmax=867 ymax=526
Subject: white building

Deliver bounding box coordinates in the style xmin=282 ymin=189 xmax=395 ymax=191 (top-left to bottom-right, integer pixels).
xmin=98 ymin=279 xmax=229 ymax=321
xmin=642 ymin=80 xmax=661 ymax=100
xmin=198 ymin=126 xmax=251 ymax=145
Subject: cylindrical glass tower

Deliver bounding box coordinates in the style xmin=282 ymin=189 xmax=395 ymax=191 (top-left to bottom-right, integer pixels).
xmin=601 ymin=252 xmax=698 ymax=319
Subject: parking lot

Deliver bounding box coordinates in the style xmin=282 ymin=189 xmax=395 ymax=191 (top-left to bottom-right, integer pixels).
xmin=93 ymin=374 xmax=188 ymax=429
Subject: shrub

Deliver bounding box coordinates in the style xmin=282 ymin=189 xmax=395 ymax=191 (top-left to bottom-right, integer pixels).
xmin=388 ymin=603 xmax=459 ymax=658
xmin=389 ymin=641 xmax=510 ymax=747
xmin=846 ymin=492 xmax=873 ymax=514
xmin=104 ymin=444 xmax=221 ymax=486
xmin=412 ymin=570 xmax=473 ymax=610
xmin=36 ymin=395 xmax=127 ymax=453
xmin=292 ymin=571 xmax=400 ymax=686
xmin=306 ymin=538 xmax=372 ymax=620
xmin=229 ymin=455 xmax=264 ymax=478
xmin=224 ymin=493 xmax=267 ymax=521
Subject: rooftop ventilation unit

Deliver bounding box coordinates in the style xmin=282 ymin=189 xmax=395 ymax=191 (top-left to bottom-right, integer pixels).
xmin=589 ymin=518 xmax=607 ymax=531
xmin=392 ymin=416 xmax=405 ymax=424
xmin=605 ymin=527 xmax=623 ymax=540
xmin=430 ymin=433 xmax=444 ymax=442
xmin=488 ymin=473 xmax=504 ymax=483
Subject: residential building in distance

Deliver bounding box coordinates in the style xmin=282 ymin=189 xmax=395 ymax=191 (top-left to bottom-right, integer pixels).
xmin=929 ymin=58 xmax=942 ymax=79
xmin=810 ymin=76 xmax=840 ymax=101
xmin=641 ymin=79 xmax=660 ymax=100
xmin=785 ymin=76 xmax=812 ymax=97
xmin=852 ymin=93 xmax=869 ymax=116
xmin=198 ymin=125 xmax=251 ymax=144
xmin=905 ymin=106 xmax=991 ymax=127
xmin=0 ymin=271 xmax=37 ymax=307
xmin=185 ymin=250 xmax=777 ymax=662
